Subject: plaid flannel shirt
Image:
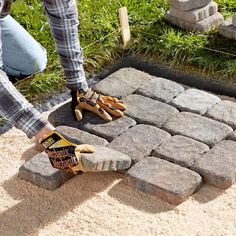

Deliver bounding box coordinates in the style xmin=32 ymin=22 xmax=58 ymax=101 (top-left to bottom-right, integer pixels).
xmin=0 ymin=0 xmax=88 ymax=138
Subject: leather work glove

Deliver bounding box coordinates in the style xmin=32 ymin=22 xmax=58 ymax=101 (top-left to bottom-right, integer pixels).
xmin=40 ymin=130 xmax=95 ymax=174
xmin=71 ymin=89 xmax=126 ymax=122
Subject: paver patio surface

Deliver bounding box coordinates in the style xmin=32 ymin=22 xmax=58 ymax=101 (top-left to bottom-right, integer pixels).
xmin=19 ymin=67 xmax=236 ymax=204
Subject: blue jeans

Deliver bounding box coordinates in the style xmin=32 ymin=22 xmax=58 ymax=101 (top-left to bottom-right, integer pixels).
xmin=0 ymin=15 xmax=47 ymax=77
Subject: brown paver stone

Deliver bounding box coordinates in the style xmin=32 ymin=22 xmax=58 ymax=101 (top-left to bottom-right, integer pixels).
xmin=163 ymin=112 xmax=233 ymax=147
xmin=124 ymin=94 xmax=179 ymax=128
xmin=19 ymin=152 xmax=74 ymax=190
xmin=228 ymin=130 xmax=236 ymax=141
xmin=219 ymin=18 xmax=236 ymax=40
xmin=206 ymin=100 xmax=236 ymax=129
xmin=168 ymin=0 xmax=211 ymax=11
xmin=93 ymin=68 xmax=152 ymax=98
xmin=124 ymin=157 xmax=202 ymax=204
xmin=170 ymin=88 xmax=220 ymax=115
xmin=169 ymin=1 xmax=218 ymax=23
xmin=165 ymin=11 xmax=224 ymax=32
xmin=108 ymin=124 xmax=171 ymax=163
xmin=135 ymin=77 xmax=184 ymax=103
xmin=56 ymin=126 xmax=109 ymax=146
xmin=152 ymin=135 xmax=209 ymax=168
xmin=192 ymin=140 xmax=236 ymax=189
xmin=81 ymin=116 xmax=136 ymax=142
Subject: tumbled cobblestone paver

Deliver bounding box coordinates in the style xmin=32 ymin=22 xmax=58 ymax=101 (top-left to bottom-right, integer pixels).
xmin=170 ymin=88 xmax=220 ymax=115
xmin=165 ymin=11 xmax=223 ymax=32
xmin=168 ymin=0 xmax=211 ymax=11
xmin=81 ymin=116 xmax=136 ymax=142
xmin=94 ymin=68 xmax=152 ymax=98
xmin=169 ymin=1 xmax=218 ymax=23
xmin=219 ymin=19 xmax=236 ymax=40
xmin=136 ymin=77 xmax=184 ymax=103
xmin=109 ymin=124 xmax=171 ymax=163
xmin=19 ymin=146 xmax=131 ymax=189
xmin=228 ymin=130 xmax=236 ymax=141
xmin=81 ymin=145 xmax=131 ymax=172
xmin=163 ymin=112 xmax=233 ymax=147
xmin=152 ymin=135 xmax=209 ymax=168
xmin=56 ymin=126 xmax=109 ymax=146
xmin=124 ymin=157 xmax=202 ymax=204
xmin=192 ymin=140 xmax=236 ymax=189
xmin=19 ymin=152 xmax=74 ymax=190
xmin=206 ymin=100 xmax=236 ymax=129
xmin=48 ymin=101 xmax=95 ymax=129
xmin=124 ymin=94 xmax=179 ymax=128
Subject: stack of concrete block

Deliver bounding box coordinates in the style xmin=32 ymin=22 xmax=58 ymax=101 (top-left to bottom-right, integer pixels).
xmin=219 ymin=14 xmax=236 ymax=40
xmin=165 ymin=0 xmax=224 ymax=32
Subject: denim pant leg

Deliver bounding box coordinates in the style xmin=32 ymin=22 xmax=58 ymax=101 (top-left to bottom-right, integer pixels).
xmin=0 ymin=21 xmax=49 ymax=138
xmin=0 ymin=15 xmax=47 ymax=77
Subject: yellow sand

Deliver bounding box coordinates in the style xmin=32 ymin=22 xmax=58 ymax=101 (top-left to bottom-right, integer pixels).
xmin=0 ymin=107 xmax=236 ymax=236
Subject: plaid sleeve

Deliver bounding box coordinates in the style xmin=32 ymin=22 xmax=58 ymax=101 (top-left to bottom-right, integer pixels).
xmin=0 ymin=70 xmax=49 ymax=138
xmin=42 ymin=0 xmax=88 ymax=91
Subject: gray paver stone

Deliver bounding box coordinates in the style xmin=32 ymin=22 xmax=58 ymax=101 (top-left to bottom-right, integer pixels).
xmin=19 ymin=146 xmax=131 ymax=189
xmin=56 ymin=126 xmax=109 ymax=146
xmin=81 ymin=145 xmax=131 ymax=172
xmin=219 ymin=18 xmax=236 ymax=40
xmin=228 ymin=130 xmax=236 ymax=141
xmin=169 ymin=1 xmax=218 ymax=23
xmin=163 ymin=112 xmax=233 ymax=147
xmin=124 ymin=157 xmax=202 ymax=204
xmin=81 ymin=116 xmax=136 ymax=142
xmin=109 ymin=124 xmax=171 ymax=163
xmin=19 ymin=152 xmax=74 ymax=190
xmin=165 ymin=11 xmax=224 ymax=32
xmin=124 ymin=94 xmax=179 ymax=128
xmin=192 ymin=140 xmax=236 ymax=189
xmin=168 ymin=0 xmax=211 ymax=11
xmin=152 ymin=135 xmax=209 ymax=168
xmin=206 ymin=100 xmax=236 ymax=129
xmin=233 ymin=15 xmax=236 ymax=27
xmin=135 ymin=77 xmax=184 ymax=103
xmin=48 ymin=101 xmax=95 ymax=129
xmin=93 ymin=68 xmax=152 ymax=98
xmin=170 ymin=88 xmax=220 ymax=115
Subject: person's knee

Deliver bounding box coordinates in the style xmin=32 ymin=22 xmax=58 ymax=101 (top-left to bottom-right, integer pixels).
xmin=30 ymin=47 xmax=48 ymax=74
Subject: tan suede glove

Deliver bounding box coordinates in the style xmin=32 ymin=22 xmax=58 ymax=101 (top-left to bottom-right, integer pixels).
xmin=71 ymin=89 xmax=126 ymax=121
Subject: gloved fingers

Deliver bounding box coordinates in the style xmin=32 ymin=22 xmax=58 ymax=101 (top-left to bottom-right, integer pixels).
xmin=75 ymin=144 xmax=96 ymax=153
xmin=101 ymin=96 xmax=127 ymax=111
xmin=97 ymin=99 xmax=124 ymax=118
xmin=107 ymin=101 xmax=127 ymax=111
xmin=74 ymin=105 xmax=83 ymax=121
xmin=79 ymin=101 xmax=112 ymax=121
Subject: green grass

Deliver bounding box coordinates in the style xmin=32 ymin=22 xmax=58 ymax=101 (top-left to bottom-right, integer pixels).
xmin=11 ymin=0 xmax=236 ymax=101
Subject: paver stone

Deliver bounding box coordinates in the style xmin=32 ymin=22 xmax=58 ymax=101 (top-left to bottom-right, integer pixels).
xmin=170 ymin=88 xmax=220 ymax=115
xmin=192 ymin=140 xmax=236 ymax=189
xmin=124 ymin=94 xmax=179 ymax=128
xmin=153 ymin=135 xmax=209 ymax=168
xmin=136 ymin=77 xmax=184 ymax=103
xmin=163 ymin=112 xmax=233 ymax=147
xmin=124 ymin=157 xmax=202 ymax=204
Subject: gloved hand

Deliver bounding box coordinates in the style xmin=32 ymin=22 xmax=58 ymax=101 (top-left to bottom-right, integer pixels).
xmin=71 ymin=89 xmax=126 ymax=122
xmin=40 ymin=130 xmax=95 ymax=174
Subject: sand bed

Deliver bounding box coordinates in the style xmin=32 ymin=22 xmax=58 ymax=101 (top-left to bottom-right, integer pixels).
xmin=0 ymin=108 xmax=236 ymax=236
